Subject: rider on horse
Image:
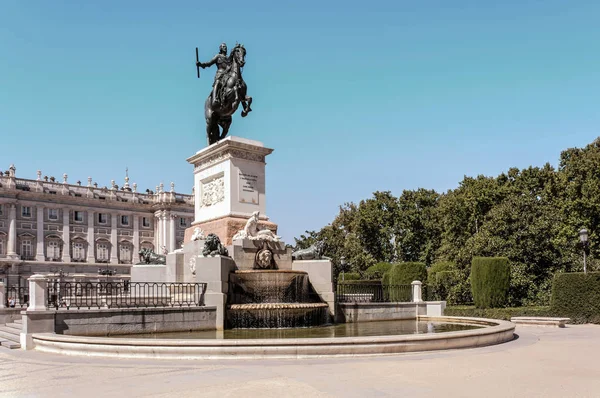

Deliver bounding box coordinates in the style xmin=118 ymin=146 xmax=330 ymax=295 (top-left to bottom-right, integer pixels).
xmin=197 ymin=43 xmax=231 ymax=106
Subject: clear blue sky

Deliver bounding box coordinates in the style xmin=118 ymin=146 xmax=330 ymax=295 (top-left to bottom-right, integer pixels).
xmin=1 ymin=1 xmax=599 ymax=242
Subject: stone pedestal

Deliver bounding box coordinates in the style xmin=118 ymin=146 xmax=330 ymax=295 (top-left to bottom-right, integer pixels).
xmin=21 ymin=275 xmax=54 ymax=350
xmin=194 ymin=256 xmax=236 ymax=330
xmin=130 ymin=264 xmax=166 ymax=283
xmin=292 ymin=260 xmax=335 ymax=318
xmin=412 ymin=280 xmax=423 ymax=303
xmin=185 ymin=136 xmax=277 ymax=245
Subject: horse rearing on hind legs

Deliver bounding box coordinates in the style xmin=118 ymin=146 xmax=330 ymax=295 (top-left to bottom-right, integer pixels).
xmin=203 ymin=44 xmax=252 ymax=145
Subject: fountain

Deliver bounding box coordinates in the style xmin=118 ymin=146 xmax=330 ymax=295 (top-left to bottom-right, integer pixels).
xmin=227 ymin=270 xmax=330 ymax=328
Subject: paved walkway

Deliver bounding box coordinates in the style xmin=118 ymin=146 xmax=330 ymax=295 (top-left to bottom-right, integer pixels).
xmin=1 ymin=325 xmax=599 ymax=397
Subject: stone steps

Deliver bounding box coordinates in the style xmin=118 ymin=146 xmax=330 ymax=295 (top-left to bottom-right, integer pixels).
xmin=0 ymin=318 xmax=22 ymax=349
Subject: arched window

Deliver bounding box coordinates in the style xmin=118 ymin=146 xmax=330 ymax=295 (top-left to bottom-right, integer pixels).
xmin=97 ymin=242 xmax=109 ymax=262
xmin=0 ymin=237 xmax=5 ymax=256
xmin=72 ymin=241 xmax=86 ymax=261
xmin=47 ymin=240 xmax=61 ymax=260
xmin=119 ymin=243 xmax=132 ymax=264
xmin=21 ymin=239 xmax=33 ymax=260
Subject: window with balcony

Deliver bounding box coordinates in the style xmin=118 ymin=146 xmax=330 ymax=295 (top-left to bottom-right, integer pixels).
xmin=179 ymin=217 xmax=187 ymax=228
xmin=21 ymin=239 xmax=33 ymax=259
xmin=142 ymin=217 xmax=150 ymax=228
xmin=0 ymin=238 xmax=5 ymax=255
xmin=72 ymin=241 xmax=85 ymax=261
xmin=121 ymin=215 xmax=129 ymax=226
xmin=98 ymin=213 xmax=107 ymax=224
xmin=119 ymin=244 xmax=132 ymax=263
xmin=48 ymin=208 xmax=59 ymax=221
xmin=97 ymin=243 xmax=109 ymax=262
xmin=47 ymin=240 xmax=61 ymax=260
xmin=74 ymin=211 xmax=84 ymax=222
xmin=22 ymin=206 xmax=31 ymax=218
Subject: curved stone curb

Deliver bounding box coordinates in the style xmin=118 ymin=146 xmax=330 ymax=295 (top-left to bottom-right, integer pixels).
xmin=31 ymin=316 xmax=515 ymax=360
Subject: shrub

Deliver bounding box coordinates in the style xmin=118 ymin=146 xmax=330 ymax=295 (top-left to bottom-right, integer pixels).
xmin=382 ymin=262 xmax=427 ymax=301
xmin=364 ymin=262 xmax=393 ymax=280
xmin=339 ymin=272 xmax=361 ymax=281
xmin=427 ymin=261 xmax=454 ymax=284
xmin=432 ymin=271 xmax=456 ymax=301
xmin=550 ymin=272 xmax=600 ymax=324
xmin=470 ymin=257 xmax=510 ymax=309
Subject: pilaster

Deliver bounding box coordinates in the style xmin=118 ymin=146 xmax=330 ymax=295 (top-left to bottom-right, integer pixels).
xmin=133 ymin=215 xmax=140 ymax=263
xmin=61 ymin=208 xmax=70 ymax=262
xmin=110 ymin=213 xmax=118 ymax=263
xmin=87 ymin=210 xmax=95 ymax=263
xmin=35 ymin=206 xmax=45 ymax=261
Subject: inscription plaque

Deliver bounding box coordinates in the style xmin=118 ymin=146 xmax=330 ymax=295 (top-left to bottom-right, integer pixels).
xmin=239 ymin=171 xmax=259 ymax=204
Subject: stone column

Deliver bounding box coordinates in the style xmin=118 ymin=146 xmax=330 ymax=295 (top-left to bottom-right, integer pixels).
xmin=0 ymin=284 xmax=5 ymax=308
xmin=110 ymin=213 xmax=118 ymax=263
xmin=412 ymin=280 xmax=423 ymax=303
xmin=35 ymin=206 xmax=45 ymax=261
xmin=155 ymin=212 xmax=162 ymax=251
xmin=61 ymin=209 xmax=70 ymax=262
xmin=162 ymin=212 xmax=168 ymax=253
xmin=7 ymin=204 xmax=18 ymax=258
xmin=87 ymin=210 xmax=95 ymax=262
xmin=169 ymin=213 xmax=176 ymax=253
xmin=133 ymin=215 xmax=140 ymax=263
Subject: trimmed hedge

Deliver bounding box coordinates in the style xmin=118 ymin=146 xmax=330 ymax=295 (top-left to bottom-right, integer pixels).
xmin=471 ymin=257 xmax=510 ymax=309
xmin=364 ymin=262 xmax=393 ymax=280
xmin=551 ymin=272 xmax=600 ymax=324
xmin=382 ymin=262 xmax=426 ymax=302
xmin=382 ymin=262 xmax=427 ymax=285
xmin=427 ymin=261 xmax=454 ymax=285
xmin=339 ymin=272 xmax=361 ymax=281
xmin=445 ymin=305 xmax=552 ymax=320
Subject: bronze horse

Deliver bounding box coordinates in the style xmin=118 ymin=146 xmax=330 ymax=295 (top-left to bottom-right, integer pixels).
xmin=204 ymin=44 xmax=252 ymax=145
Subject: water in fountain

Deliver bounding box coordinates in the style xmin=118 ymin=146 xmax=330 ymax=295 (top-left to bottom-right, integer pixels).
xmin=227 ymin=270 xmax=330 ymax=328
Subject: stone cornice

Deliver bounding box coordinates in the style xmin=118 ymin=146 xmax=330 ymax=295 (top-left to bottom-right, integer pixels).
xmin=187 ymin=136 xmax=274 ymax=171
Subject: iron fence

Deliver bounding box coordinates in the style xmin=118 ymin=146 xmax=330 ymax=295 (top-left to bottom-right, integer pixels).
xmin=337 ymin=283 xmax=412 ymax=303
xmin=5 ymin=286 xmax=29 ymax=308
xmin=46 ymin=282 xmax=207 ymax=310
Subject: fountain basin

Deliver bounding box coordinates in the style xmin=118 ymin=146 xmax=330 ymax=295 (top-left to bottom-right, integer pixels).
xmin=31 ymin=316 xmax=516 ymax=359
xmin=227 ymin=302 xmax=329 ymax=329
xmin=229 ymin=270 xmax=319 ymax=304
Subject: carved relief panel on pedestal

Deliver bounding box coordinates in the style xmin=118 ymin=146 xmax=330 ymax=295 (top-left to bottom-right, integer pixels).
xmin=201 ymin=176 xmax=225 ymax=207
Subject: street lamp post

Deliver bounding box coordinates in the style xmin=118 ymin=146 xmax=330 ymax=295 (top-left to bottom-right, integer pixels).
xmin=579 ymin=228 xmax=589 ymax=274
xmin=340 ymin=257 xmax=346 ymax=282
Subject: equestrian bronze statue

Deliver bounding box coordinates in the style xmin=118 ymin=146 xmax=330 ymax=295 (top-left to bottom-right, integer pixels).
xmin=196 ymin=43 xmax=252 ymax=145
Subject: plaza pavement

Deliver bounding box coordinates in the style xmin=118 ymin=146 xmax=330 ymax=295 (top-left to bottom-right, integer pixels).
xmin=0 ymin=324 xmax=599 ymax=397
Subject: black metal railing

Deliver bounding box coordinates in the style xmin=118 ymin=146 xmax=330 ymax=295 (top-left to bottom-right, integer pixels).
xmin=5 ymin=286 xmax=29 ymax=308
xmin=337 ymin=283 xmax=412 ymax=303
xmin=46 ymin=282 xmax=207 ymax=310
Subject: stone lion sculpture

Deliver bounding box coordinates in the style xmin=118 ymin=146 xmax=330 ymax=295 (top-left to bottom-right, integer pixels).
xmin=138 ymin=248 xmax=167 ymax=265
xmin=202 ymin=233 xmax=229 ymax=257
xmin=191 ymin=227 xmax=205 ymax=241
xmin=291 ymin=241 xmax=329 ymax=261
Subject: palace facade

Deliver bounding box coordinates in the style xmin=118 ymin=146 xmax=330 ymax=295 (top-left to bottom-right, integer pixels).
xmin=0 ymin=165 xmax=194 ymax=286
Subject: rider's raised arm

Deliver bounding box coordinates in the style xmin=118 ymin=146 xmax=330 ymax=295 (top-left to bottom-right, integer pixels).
xmin=200 ymin=55 xmax=220 ymax=68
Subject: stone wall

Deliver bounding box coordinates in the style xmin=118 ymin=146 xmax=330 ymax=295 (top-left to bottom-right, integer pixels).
xmin=337 ymin=302 xmax=427 ymax=323
xmin=53 ymin=307 xmax=216 ymax=336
